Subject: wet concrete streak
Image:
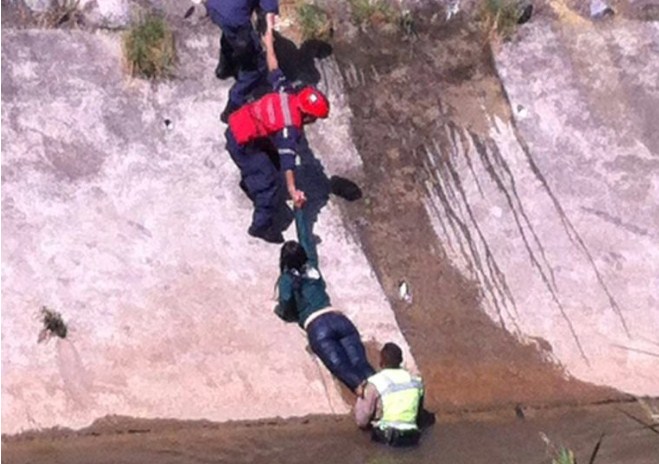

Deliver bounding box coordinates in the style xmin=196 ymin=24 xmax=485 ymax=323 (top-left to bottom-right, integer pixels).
xmin=424 ymin=143 xmax=515 ymax=332
xmin=506 ymin=109 xmax=631 ymax=338
xmin=448 ymin=121 xmax=485 ymax=197
xmin=438 ymin=132 xmax=520 ymax=325
xmin=468 ymin=131 xmax=590 ymax=363
xmin=486 ymin=138 xmax=558 ymax=291
xmin=581 ymin=206 xmax=652 ymax=238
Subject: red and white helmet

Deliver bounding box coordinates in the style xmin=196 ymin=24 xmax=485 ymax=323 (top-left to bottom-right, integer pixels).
xmin=296 ymin=86 xmax=330 ymax=119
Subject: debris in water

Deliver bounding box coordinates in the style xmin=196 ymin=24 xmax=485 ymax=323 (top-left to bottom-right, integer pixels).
xmin=398 ymin=280 xmax=413 ymax=304
xmin=38 ymin=306 xmax=68 ymax=343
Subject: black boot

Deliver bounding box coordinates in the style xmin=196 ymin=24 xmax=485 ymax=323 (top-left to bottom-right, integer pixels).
xmin=216 ymin=37 xmax=237 ymax=80
xmin=248 ymin=225 xmax=284 ymax=244
xmin=220 ymin=100 xmax=240 ymax=123
xmin=215 ymin=54 xmax=237 ymax=80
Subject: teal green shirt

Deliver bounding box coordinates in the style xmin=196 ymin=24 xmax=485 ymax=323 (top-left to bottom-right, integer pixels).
xmin=275 ymin=209 xmax=331 ymax=328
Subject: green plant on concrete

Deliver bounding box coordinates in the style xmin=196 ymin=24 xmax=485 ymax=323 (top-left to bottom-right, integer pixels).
xmin=123 ymin=15 xmax=176 ymax=79
xmin=552 ymin=447 xmax=576 ymax=464
xmin=349 ymin=0 xmax=396 ymax=27
xmin=480 ymin=0 xmax=520 ymax=41
xmin=296 ymin=2 xmax=333 ymax=40
xmin=38 ymin=306 xmax=68 ymax=343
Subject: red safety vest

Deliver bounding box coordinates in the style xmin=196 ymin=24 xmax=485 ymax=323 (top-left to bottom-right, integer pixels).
xmin=228 ymin=91 xmax=303 ymax=145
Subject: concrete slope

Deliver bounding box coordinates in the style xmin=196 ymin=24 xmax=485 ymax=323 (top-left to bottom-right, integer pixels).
xmin=1 ymin=29 xmax=412 ymax=434
xmin=423 ymin=18 xmax=659 ymax=396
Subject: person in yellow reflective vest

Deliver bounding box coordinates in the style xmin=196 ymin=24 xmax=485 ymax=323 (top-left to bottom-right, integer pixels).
xmin=354 ymin=342 xmax=426 ymax=447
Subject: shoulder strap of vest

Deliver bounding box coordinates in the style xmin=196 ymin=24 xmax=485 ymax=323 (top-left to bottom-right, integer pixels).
xmin=371 ymin=370 xmax=422 ymax=397
xmin=278 ymin=90 xmax=293 ymax=126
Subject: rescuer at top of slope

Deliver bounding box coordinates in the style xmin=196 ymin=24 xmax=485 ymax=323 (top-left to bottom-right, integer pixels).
xmin=202 ymin=0 xmax=280 ymax=122
xmin=223 ymin=15 xmax=329 ymax=243
xmin=227 ymin=13 xmax=330 ymax=170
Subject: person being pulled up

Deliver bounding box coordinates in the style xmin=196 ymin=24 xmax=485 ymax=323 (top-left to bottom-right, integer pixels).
xmin=274 ymin=205 xmax=375 ymax=395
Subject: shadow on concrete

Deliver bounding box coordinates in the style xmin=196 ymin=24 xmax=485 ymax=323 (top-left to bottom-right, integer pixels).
xmin=296 ymin=136 xmax=361 ymax=233
xmin=273 ymin=33 xmax=333 ymax=86
xmin=241 ymin=129 xmax=362 ymax=240
xmin=249 ymin=33 xmax=332 ymax=101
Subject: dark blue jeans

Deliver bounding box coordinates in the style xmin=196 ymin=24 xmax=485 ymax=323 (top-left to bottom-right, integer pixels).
xmin=220 ymin=24 xmax=267 ymax=107
xmin=225 ymin=130 xmax=279 ymax=232
xmin=307 ymin=312 xmax=375 ymax=391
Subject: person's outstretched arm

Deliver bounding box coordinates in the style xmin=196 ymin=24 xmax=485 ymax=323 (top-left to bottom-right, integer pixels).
xmin=285 ymin=170 xmax=305 ymax=209
xmin=262 ymin=20 xmax=279 ymax=73
xmin=294 ymin=207 xmax=318 ymax=269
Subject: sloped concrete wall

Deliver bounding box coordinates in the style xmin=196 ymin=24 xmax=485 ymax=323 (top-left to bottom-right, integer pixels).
xmin=423 ymin=18 xmax=659 ymax=396
xmin=1 ymin=28 xmax=413 ymax=434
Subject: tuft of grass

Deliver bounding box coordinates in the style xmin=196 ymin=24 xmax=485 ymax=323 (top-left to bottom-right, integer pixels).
xmin=348 ymin=0 xmax=397 ymax=27
xmin=38 ymin=0 xmax=84 ymax=28
xmin=480 ymin=0 xmax=521 ymax=41
xmin=552 ymin=447 xmax=576 ymax=464
xmin=123 ymin=15 xmax=176 ymax=80
xmin=296 ymin=2 xmax=333 ymax=41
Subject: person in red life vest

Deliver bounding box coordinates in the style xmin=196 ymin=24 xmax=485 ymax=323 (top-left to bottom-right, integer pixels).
xmin=224 ymin=16 xmax=330 ymax=244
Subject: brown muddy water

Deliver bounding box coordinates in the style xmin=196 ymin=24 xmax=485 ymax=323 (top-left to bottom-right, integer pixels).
xmin=3 ymin=402 xmax=658 ymax=464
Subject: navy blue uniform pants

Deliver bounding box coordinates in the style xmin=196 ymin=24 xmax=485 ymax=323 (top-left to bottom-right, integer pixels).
xmin=225 ymin=130 xmax=279 ymax=232
xmin=220 ymin=24 xmax=267 ymax=107
xmin=306 ymin=312 xmax=375 ymax=391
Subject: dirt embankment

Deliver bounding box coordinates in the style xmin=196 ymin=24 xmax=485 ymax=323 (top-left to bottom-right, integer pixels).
xmin=332 ymin=12 xmax=625 ymax=413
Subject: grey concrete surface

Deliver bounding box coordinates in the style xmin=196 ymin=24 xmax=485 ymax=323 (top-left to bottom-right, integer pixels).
xmin=423 ymin=17 xmax=659 ymax=396
xmin=0 ymin=28 xmax=413 ymax=434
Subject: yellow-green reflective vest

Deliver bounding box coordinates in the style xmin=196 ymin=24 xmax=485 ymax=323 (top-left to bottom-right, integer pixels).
xmin=369 ymin=368 xmax=423 ymax=431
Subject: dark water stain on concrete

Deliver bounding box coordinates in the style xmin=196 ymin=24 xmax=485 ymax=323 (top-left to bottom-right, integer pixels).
xmin=333 ymin=14 xmax=623 ymax=411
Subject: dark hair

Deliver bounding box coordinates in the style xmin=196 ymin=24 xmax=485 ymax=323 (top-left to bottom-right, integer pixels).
xmin=380 ymin=342 xmax=403 ymax=369
xmin=280 ymin=240 xmax=308 ymax=274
